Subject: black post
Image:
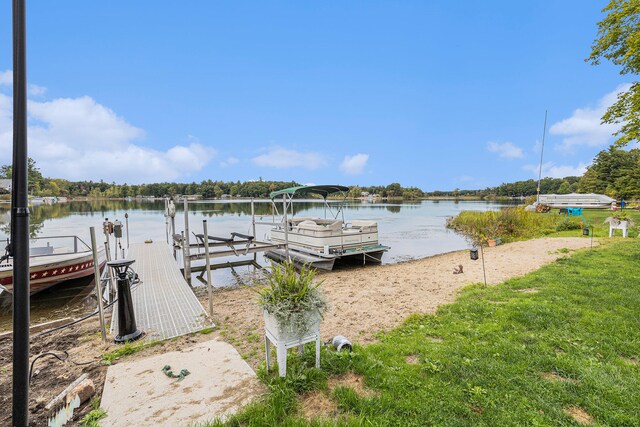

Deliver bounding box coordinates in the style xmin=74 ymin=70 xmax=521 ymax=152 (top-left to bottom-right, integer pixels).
xmin=12 ymin=1 xmax=30 ymax=425
xmin=108 ymin=260 xmax=144 ymax=343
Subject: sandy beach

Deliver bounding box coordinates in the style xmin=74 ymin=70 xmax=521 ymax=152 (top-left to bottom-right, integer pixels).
xmin=208 ymin=237 xmax=596 ymax=366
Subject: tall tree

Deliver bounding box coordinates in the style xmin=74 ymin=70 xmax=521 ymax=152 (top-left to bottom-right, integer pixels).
xmin=589 ymin=0 xmax=640 ymax=146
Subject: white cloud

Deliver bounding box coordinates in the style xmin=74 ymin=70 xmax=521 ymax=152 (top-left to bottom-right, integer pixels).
xmin=0 ymin=70 xmax=11 ymax=86
xmin=220 ymin=156 xmax=239 ymax=168
xmin=252 ymin=146 xmax=327 ymax=170
xmin=523 ymin=161 xmax=588 ymax=179
xmin=28 ymin=84 xmax=47 ymax=96
xmin=550 ymin=84 xmax=631 ymax=150
xmin=0 ymin=93 xmax=216 ymax=184
xmin=340 ymin=153 xmax=369 ymax=175
xmin=486 ymin=141 xmax=524 ymax=159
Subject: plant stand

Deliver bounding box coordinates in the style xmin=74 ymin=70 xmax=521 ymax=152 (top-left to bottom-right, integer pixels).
xmin=264 ymin=329 xmax=320 ymax=377
xmin=609 ymin=220 xmax=629 ymax=238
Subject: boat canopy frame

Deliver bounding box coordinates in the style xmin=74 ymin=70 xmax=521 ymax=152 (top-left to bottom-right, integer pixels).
xmin=268 ymin=185 xmax=350 ymax=224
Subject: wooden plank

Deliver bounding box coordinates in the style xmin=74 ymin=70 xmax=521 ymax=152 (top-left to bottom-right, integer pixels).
xmin=111 ymin=242 xmax=210 ymax=341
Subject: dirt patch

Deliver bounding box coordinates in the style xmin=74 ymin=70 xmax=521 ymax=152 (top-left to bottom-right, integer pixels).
xmin=564 ymin=406 xmax=594 ymax=425
xmin=541 ymin=372 xmax=578 ymax=384
xmin=328 ymin=372 xmax=377 ymax=398
xmin=405 ymin=354 xmax=419 ymax=364
xmin=621 ymin=357 xmax=639 ymax=366
xmin=0 ymin=316 xmax=111 ymax=427
xmin=426 ymin=336 xmax=444 ymax=343
xmin=470 ymin=404 xmax=484 ymax=414
xmin=516 ymin=288 xmax=539 ymax=294
xmin=298 ymin=390 xmax=339 ymax=420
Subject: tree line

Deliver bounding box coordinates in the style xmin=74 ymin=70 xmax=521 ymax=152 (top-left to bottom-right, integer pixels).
xmin=1 ymin=148 xmax=638 ymax=200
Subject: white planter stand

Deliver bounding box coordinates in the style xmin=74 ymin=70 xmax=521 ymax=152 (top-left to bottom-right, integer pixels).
xmin=263 ymin=311 xmax=321 ymax=377
xmin=609 ymin=220 xmax=629 ymax=238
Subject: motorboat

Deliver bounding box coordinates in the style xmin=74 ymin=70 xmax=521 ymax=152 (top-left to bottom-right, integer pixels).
xmin=263 ymin=185 xmax=389 ymax=270
xmin=0 ymin=235 xmax=106 ymax=294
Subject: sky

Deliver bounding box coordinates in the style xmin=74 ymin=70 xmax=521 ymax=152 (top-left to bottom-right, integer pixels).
xmin=0 ymin=1 xmax=632 ymax=190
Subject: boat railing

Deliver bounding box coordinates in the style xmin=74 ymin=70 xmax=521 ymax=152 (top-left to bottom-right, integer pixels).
xmin=1 ymin=235 xmax=92 ymax=258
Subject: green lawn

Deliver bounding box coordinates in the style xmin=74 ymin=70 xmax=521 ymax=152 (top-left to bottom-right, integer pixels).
xmin=204 ymin=239 xmax=640 ymax=426
xmin=549 ymin=208 xmax=640 ymax=239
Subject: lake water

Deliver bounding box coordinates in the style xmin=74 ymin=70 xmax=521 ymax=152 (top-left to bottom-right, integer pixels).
xmin=0 ymin=199 xmax=510 ymax=328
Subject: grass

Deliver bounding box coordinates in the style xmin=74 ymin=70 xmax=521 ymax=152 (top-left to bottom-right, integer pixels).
xmin=203 ymin=239 xmax=640 ymax=426
xmin=101 ymin=340 xmax=161 ymax=365
xmin=448 ymin=207 xmax=640 ymax=244
xmin=80 ymin=398 xmax=107 ymax=427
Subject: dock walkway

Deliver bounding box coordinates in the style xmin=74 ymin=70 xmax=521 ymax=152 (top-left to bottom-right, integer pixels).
xmin=111 ymin=242 xmax=210 ymax=341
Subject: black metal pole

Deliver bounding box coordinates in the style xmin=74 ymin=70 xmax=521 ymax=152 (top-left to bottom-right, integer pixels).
xmin=12 ymin=0 xmax=30 ymax=425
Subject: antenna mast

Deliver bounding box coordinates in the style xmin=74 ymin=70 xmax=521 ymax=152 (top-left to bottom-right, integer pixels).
xmin=536 ymin=110 xmax=548 ymax=204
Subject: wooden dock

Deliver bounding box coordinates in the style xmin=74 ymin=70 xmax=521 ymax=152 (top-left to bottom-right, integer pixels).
xmin=111 ymin=242 xmax=210 ymax=341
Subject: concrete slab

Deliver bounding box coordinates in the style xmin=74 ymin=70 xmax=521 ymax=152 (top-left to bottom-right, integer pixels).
xmin=100 ymin=338 xmax=264 ymax=426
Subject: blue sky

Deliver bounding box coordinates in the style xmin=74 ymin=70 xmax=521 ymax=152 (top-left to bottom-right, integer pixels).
xmin=0 ymin=1 xmax=630 ymax=190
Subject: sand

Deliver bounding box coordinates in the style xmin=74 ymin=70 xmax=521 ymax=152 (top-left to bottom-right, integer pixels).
xmin=208 ymin=237 xmax=595 ymax=367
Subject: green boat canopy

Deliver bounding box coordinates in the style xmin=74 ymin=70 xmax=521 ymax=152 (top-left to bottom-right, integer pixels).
xmin=269 ymin=185 xmax=349 ymax=199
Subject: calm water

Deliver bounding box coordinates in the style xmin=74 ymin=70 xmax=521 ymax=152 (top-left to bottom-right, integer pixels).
xmin=0 ymin=199 xmax=510 ymax=327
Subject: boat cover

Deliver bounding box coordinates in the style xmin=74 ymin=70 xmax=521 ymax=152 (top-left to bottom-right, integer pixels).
xmin=269 ymin=185 xmax=349 ymax=199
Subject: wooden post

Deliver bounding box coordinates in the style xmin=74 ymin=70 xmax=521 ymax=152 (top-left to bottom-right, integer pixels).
xmin=203 ymin=220 xmax=213 ymax=317
xmin=90 ymin=227 xmax=107 ymax=343
xmin=183 ymin=199 xmax=192 ymax=284
xmin=125 ymin=213 xmax=130 ymax=249
xmin=283 ymin=194 xmax=290 ymax=262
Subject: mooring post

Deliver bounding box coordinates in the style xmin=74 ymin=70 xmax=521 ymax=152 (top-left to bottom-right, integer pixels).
xmin=164 ymin=198 xmax=169 ymax=243
xmin=283 ymin=194 xmax=290 ymax=262
xmin=183 ymin=198 xmax=192 ymax=284
xmin=203 ymin=220 xmax=213 ymax=317
xmin=90 ymin=227 xmax=107 ymax=343
xmin=251 ymin=198 xmax=257 ymax=262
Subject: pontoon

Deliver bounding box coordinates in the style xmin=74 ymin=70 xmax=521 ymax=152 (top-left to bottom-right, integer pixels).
xmin=537 ymin=193 xmax=615 ymax=209
xmin=262 ymin=185 xmax=389 ymax=270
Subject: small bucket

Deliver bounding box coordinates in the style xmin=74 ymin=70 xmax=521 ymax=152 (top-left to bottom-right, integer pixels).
xmin=583 ymin=228 xmax=590 ymax=236
xmin=470 ymin=248 xmax=479 ymax=260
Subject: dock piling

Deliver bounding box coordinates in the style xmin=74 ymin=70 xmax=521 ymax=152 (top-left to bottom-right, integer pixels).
xmin=183 ymin=199 xmax=192 ymax=284
xmin=90 ymin=227 xmax=108 ymax=343
xmin=203 ymin=220 xmax=213 ymax=317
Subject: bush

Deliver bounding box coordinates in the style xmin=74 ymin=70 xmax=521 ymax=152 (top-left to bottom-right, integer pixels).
xmin=554 ymin=218 xmax=582 ymax=231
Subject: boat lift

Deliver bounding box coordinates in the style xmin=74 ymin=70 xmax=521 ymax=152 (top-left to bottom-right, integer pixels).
xmin=169 ymin=198 xmax=286 ymax=286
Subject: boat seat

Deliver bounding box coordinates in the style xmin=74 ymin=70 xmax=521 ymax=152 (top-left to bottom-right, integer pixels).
xmin=352 ymin=220 xmax=377 ymax=228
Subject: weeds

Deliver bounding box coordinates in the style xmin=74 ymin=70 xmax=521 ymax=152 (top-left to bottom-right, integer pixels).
xmin=80 ymin=398 xmax=106 ymax=427
xmin=101 ymin=340 xmax=161 ymax=365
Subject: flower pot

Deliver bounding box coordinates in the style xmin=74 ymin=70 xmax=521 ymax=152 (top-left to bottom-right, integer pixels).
xmin=487 ymin=239 xmax=497 ymax=247
xmin=263 ymin=309 xmax=321 ymax=343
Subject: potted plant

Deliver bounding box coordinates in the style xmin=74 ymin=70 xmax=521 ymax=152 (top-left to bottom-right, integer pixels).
xmin=256 ymin=262 xmax=328 ymax=343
